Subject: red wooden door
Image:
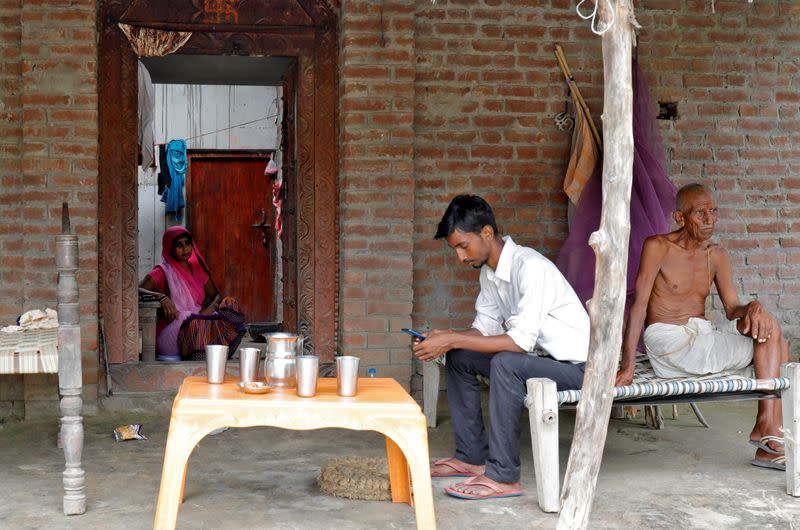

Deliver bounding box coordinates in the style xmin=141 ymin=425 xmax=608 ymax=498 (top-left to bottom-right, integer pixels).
xmin=187 ymin=153 xmax=274 ymax=323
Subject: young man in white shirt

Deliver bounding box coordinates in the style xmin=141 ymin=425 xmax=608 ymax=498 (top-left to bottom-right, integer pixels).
xmin=413 ymin=194 xmax=589 ymax=500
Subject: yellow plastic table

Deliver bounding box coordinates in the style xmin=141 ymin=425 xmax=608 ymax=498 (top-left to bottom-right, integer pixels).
xmin=154 ymin=376 xmax=436 ymax=529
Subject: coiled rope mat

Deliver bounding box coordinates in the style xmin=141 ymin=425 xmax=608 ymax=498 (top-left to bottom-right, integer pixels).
xmin=317 ymin=457 xmax=391 ymax=501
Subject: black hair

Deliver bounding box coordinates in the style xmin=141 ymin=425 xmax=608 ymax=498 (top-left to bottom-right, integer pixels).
xmin=675 ymin=183 xmax=709 ymax=212
xmin=434 ymin=194 xmax=498 ymax=239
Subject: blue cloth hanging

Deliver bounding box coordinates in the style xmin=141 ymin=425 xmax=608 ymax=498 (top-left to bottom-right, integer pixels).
xmin=161 ymin=139 xmax=187 ymax=220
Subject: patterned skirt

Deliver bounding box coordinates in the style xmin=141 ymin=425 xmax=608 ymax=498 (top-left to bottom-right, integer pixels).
xmin=178 ymin=297 xmax=247 ymax=361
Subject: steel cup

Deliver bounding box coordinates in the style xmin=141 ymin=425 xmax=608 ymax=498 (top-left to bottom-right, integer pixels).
xmin=205 ymin=345 xmax=229 ymax=384
xmin=296 ymin=355 xmax=319 ymax=397
xmin=335 ymin=356 xmax=360 ymax=397
xmin=238 ymin=347 xmax=260 ymax=384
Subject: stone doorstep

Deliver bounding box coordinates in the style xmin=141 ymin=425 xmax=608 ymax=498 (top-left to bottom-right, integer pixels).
xmin=111 ymin=338 xmax=266 ymax=393
xmin=109 ymin=360 xmax=246 ymax=393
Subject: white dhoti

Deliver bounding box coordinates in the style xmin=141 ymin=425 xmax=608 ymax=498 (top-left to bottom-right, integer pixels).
xmin=644 ymin=317 xmax=754 ymax=378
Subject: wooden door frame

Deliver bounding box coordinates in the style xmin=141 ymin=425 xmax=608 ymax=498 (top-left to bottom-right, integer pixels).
xmin=185 ymin=150 xmax=278 ymax=322
xmin=98 ymin=1 xmax=339 ymax=363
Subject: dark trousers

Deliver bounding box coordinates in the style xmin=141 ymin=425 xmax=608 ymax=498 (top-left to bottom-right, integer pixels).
xmin=445 ymin=349 xmax=586 ymax=484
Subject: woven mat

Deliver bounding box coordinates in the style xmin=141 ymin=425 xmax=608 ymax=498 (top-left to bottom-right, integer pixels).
xmin=317 ymin=457 xmax=391 ymax=501
xmin=0 ymin=328 xmax=58 ymax=374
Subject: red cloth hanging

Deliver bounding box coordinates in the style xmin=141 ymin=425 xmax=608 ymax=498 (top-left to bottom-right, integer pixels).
xmin=265 ymin=158 xmax=282 ymax=238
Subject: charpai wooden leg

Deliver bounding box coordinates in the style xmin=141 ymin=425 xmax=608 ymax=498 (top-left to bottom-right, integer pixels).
xmin=783 ymin=363 xmax=799 ymax=496
xmin=385 ymin=436 xmax=411 ymax=505
xmin=423 ymin=361 xmax=440 ymax=429
xmin=526 ymin=378 xmax=560 ymax=513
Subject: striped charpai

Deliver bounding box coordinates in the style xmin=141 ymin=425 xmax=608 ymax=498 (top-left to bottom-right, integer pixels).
xmin=552 ymin=354 xmax=789 ymax=405
xmin=0 ymin=327 xmax=59 ymax=374
xmin=556 ymin=375 xmax=790 ymax=405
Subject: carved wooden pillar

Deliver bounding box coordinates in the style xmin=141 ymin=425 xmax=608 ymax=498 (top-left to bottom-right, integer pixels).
xmin=55 ymin=204 xmax=86 ymax=515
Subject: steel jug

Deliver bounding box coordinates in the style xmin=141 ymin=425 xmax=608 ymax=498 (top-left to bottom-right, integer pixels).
xmin=263 ymin=333 xmax=304 ymax=388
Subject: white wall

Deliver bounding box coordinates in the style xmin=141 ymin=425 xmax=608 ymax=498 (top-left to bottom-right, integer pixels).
xmin=137 ymin=83 xmax=281 ymax=279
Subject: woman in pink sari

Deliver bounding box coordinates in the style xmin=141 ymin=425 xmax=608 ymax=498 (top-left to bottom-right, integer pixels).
xmin=139 ymin=226 xmax=246 ymax=361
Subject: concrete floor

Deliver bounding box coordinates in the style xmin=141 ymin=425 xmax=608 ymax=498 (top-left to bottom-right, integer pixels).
xmin=1 ymin=393 xmax=798 ymax=529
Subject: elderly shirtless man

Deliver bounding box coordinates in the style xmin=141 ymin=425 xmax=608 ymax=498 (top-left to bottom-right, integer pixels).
xmin=616 ymin=183 xmax=789 ymax=471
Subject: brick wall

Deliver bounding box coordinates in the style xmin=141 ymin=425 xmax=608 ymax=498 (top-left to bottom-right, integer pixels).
xmin=412 ymin=0 xmax=602 ymax=360
xmin=636 ymin=0 xmax=800 ymax=345
xmin=0 ymin=0 xmax=98 ymax=418
xmin=409 ymin=0 xmax=800 ymax=392
xmin=0 ymin=1 xmax=24 ymax=417
xmin=338 ymin=0 xmax=417 ymax=384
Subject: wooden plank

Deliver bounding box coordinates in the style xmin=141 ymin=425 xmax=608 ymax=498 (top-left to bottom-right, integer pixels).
xmin=558 ymin=2 xmax=635 ymax=528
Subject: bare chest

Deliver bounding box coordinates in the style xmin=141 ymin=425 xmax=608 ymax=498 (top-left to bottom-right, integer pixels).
xmin=655 ymin=250 xmax=711 ymax=298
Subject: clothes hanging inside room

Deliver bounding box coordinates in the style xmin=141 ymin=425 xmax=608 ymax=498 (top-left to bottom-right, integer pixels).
xmin=156 ymin=144 xmax=172 ymax=196
xmin=137 ymin=61 xmax=155 ymax=170
xmin=161 ymin=139 xmax=187 ymax=220
xmin=266 ymin=156 xmax=283 ymax=238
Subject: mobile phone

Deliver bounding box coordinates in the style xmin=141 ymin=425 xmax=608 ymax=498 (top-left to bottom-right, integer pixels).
xmin=401 ymin=328 xmax=426 ymax=341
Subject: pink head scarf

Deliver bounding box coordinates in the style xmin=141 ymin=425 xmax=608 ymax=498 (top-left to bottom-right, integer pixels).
xmin=155 ymin=227 xmax=211 ymax=356
xmin=160 ymin=226 xmax=209 ymax=307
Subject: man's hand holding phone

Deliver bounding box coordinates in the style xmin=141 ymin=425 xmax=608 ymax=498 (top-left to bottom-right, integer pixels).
xmin=408 ymin=328 xmax=455 ymax=362
xmin=401 ymin=328 xmax=426 ymax=341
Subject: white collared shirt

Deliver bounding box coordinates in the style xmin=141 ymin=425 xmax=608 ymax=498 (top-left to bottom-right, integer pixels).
xmin=471 ymin=236 xmax=590 ymax=363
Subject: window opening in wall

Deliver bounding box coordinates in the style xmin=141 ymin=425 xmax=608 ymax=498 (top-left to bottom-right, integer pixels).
xmin=657 ymin=101 xmax=679 ymax=121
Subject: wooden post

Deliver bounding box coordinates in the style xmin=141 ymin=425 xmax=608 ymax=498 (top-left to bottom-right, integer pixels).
xmin=558 ymin=2 xmax=635 ymax=528
xmin=783 ymin=363 xmax=800 ymax=496
xmin=56 ymin=203 xmax=86 ymax=515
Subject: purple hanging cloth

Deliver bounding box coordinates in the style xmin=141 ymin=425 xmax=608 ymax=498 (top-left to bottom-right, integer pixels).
xmin=556 ymin=60 xmax=677 ymax=307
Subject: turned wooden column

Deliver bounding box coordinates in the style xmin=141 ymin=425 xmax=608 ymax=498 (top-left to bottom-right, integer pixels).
xmin=55 ymin=203 xmax=86 ymax=515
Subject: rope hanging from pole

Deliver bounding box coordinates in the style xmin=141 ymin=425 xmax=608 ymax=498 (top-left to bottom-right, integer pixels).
xmin=576 ymin=0 xmax=616 ymax=35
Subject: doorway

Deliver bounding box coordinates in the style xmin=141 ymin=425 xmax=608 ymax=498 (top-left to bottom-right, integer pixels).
xmin=98 ymin=0 xmax=339 ymax=364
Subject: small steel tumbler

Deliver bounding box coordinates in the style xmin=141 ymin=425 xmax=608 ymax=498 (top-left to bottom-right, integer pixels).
xmin=296 ymin=355 xmax=319 ymax=397
xmin=205 ymin=345 xmax=229 ymax=384
xmin=335 ymin=356 xmax=360 ymax=397
xmin=238 ymin=347 xmax=260 ymax=384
